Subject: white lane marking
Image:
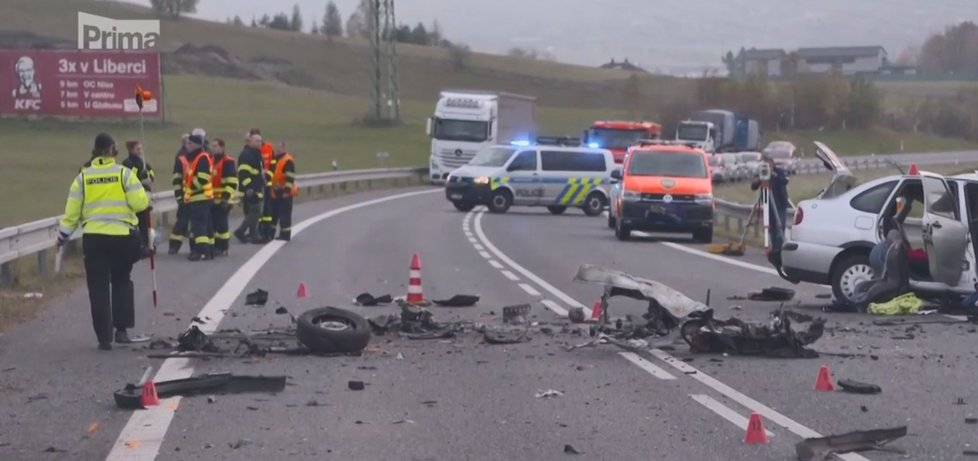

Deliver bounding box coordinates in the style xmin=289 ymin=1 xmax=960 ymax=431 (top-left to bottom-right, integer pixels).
xmin=106 ymin=188 xmax=439 ymax=461
xmin=488 ymin=260 xmax=504 ymax=269
xmin=478 ymin=250 xmax=492 ymax=259
xmin=518 ymin=283 xmax=541 ymax=296
xmin=473 ymin=243 xmax=484 ymax=251
xmin=472 ymin=210 xmax=590 ymax=313
xmin=501 ymin=270 xmax=520 ymax=281
xmin=649 ymin=350 xmax=870 ymax=461
xmin=471 ymin=208 xmax=868 ymax=460
xmin=540 ymin=299 xmax=568 ymax=316
xmin=618 ymin=352 xmax=676 ymax=380
xmin=690 ymin=394 xmax=774 ymax=437
xmin=659 ymin=241 xmax=779 ymax=276
xmin=468 ymin=238 xmax=478 ymax=244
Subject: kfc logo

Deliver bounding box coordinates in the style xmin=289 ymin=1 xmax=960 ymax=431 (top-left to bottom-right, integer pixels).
xmin=12 ymin=56 xmax=41 ymax=111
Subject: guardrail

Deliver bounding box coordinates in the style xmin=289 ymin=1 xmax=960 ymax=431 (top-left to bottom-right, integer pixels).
xmin=0 ymin=167 xmax=428 ymax=286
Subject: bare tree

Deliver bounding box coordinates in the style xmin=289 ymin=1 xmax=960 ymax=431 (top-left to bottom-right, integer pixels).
xmin=345 ymin=0 xmax=371 ymax=39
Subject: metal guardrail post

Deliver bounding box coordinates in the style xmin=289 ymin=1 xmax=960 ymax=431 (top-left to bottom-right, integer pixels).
xmin=1 ymin=262 xmax=11 ymax=287
xmin=37 ymin=249 xmax=49 ymax=276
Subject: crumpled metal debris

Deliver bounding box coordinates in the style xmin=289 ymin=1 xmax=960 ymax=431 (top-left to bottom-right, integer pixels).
xmin=483 ymin=326 xmax=531 ymax=345
xmin=535 ymin=389 xmax=563 ymax=399
xmin=113 ymin=373 xmax=287 ymax=409
xmin=178 ymin=325 xmax=221 ymax=352
xmin=573 ymin=264 xmax=709 ymax=320
xmin=368 ymin=304 xmax=460 ymax=340
xmin=681 ymin=307 xmax=825 ymax=358
xmin=503 ymin=304 xmax=531 ymax=324
xmin=838 ymin=379 xmax=881 ymax=394
xmin=795 ymin=426 xmax=907 ymax=461
xmin=432 ymin=294 xmax=480 ymax=307
xmin=245 ymin=289 xmax=268 ymax=306
xmin=355 ymin=292 xmax=393 ymax=306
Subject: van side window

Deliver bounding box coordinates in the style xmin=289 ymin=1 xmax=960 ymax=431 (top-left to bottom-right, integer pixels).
xmin=850 ymin=181 xmax=896 ymax=213
xmin=541 ymin=151 xmax=606 ymax=172
xmin=508 ymin=150 xmax=537 ymax=171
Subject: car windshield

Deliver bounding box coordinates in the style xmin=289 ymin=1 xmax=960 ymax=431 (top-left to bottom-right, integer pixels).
xmin=628 ymin=151 xmax=708 ymax=178
xmin=586 ymin=128 xmax=649 ymax=149
xmin=677 ymin=124 xmax=709 ymax=141
xmin=469 ymin=146 xmax=516 ymax=167
xmin=432 ymin=118 xmax=490 ymax=142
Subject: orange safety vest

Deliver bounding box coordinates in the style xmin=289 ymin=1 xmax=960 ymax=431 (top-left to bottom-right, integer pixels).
xmin=211 ymin=155 xmax=231 ymax=189
xmin=183 ymin=152 xmax=214 ymax=203
xmin=270 ymin=153 xmax=298 ymax=199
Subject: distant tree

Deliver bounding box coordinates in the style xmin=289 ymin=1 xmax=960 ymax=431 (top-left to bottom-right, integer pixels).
xmin=251 ymin=16 xmax=257 ymax=27
xmin=846 ymin=78 xmax=882 ymax=129
xmin=232 ymin=15 xmax=244 ymax=26
xmin=430 ymin=20 xmax=443 ymax=45
xmin=289 ymin=4 xmax=303 ymax=32
xmin=310 ymin=20 xmax=319 ymax=34
xmin=919 ymin=21 xmax=978 ymax=76
xmin=259 ymin=14 xmax=271 ymax=27
xmin=149 ymin=0 xmax=198 ymax=19
xmin=323 ymin=1 xmax=343 ymax=41
xmin=395 ymin=24 xmax=412 ymax=43
xmin=267 ymin=12 xmax=291 ymax=31
xmin=895 ymin=45 xmax=919 ymax=65
xmin=721 ymin=50 xmax=736 ymax=76
xmin=449 ymin=43 xmax=471 ymax=71
xmin=346 ymin=0 xmax=372 ymax=39
xmin=410 ymin=23 xmax=429 ymax=45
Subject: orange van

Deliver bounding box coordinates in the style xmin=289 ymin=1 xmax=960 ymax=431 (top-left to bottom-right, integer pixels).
xmin=609 ymin=141 xmax=715 ymax=242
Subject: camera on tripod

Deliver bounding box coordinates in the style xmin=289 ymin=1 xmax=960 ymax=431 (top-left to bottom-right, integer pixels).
xmin=758 ymin=162 xmax=772 ymax=181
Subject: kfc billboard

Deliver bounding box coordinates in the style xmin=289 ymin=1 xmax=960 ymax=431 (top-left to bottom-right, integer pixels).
xmin=0 ymin=50 xmax=162 ymax=118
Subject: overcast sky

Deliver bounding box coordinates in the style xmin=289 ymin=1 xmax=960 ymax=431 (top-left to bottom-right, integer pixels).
xmin=125 ymin=0 xmax=978 ymax=71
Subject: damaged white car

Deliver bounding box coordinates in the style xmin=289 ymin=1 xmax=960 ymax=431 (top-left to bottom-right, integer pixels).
xmin=778 ymin=142 xmax=978 ymax=304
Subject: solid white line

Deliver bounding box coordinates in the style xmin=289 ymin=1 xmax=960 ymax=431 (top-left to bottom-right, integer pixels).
xmin=618 ymin=352 xmax=676 ymax=380
xmin=488 ymin=260 xmax=504 ymax=269
xmin=540 ymin=299 xmax=568 ymax=317
xmin=658 ymin=241 xmax=779 ymax=276
xmin=690 ymin=394 xmax=774 ymax=437
xmin=473 ymin=243 xmax=485 ymax=251
xmin=478 ymin=250 xmax=492 ymax=259
xmin=472 ymin=210 xmax=590 ymax=312
xmin=106 ymin=188 xmax=440 ymax=461
xmin=518 ymin=283 xmax=542 ymax=296
xmin=501 ymin=270 xmax=520 ymax=281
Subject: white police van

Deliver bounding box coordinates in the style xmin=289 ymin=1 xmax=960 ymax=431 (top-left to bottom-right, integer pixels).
xmin=445 ymin=137 xmax=615 ymax=215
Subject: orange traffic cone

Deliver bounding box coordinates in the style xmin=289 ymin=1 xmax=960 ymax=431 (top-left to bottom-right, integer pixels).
xmin=296 ymin=281 xmax=308 ymax=299
xmin=590 ymin=299 xmax=603 ymax=320
xmin=743 ymin=412 xmax=768 ymax=444
xmin=140 ymin=379 xmax=160 ymax=407
xmin=406 ymin=253 xmax=424 ymax=304
xmin=814 ymin=364 xmax=835 ymax=391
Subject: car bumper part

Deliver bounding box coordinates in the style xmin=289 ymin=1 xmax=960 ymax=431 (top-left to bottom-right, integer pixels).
xmin=780 ymin=240 xmax=840 ymax=285
xmin=619 ymin=200 xmax=713 ymax=232
xmin=445 ymin=182 xmax=492 ymax=204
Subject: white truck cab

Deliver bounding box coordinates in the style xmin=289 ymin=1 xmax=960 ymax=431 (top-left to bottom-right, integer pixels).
xmin=676 ymin=121 xmax=717 ymax=153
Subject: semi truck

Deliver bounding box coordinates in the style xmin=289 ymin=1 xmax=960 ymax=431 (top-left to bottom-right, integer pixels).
xmin=582 ymin=120 xmax=662 ymax=163
xmin=676 ymin=109 xmax=761 ymax=153
xmin=426 ymin=90 xmax=537 ymax=183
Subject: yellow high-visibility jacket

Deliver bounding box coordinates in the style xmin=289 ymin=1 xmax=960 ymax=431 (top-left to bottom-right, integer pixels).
xmin=59 ymin=157 xmax=150 ymax=237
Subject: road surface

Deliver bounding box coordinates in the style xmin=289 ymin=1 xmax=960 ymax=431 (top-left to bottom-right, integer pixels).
xmin=1 ymin=188 xmax=975 ymax=461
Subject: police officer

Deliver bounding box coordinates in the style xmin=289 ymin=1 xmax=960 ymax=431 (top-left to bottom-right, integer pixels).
xmin=168 ymin=134 xmax=190 ymax=254
xmin=57 ymin=133 xmax=149 ymax=350
xmin=234 ymin=133 xmax=265 ymax=243
xmin=182 ymin=134 xmax=215 ymax=261
xmin=267 ymin=142 xmax=297 ymax=241
xmin=209 ymin=138 xmax=238 ymax=256
xmin=122 ymin=140 xmax=155 ymax=256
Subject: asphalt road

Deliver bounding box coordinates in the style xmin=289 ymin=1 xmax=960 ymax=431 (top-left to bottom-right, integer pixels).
xmin=1 ymin=188 xmax=977 ymax=461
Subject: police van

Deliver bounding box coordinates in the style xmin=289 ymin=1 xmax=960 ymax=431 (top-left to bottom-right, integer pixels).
xmin=444 ymin=137 xmax=615 ymax=216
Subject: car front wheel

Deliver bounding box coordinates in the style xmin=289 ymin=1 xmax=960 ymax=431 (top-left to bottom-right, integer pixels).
xmin=831 ymin=254 xmax=873 ymax=304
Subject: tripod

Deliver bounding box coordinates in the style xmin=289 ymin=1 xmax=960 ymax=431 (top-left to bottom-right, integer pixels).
xmin=737 ymin=163 xmax=777 ymax=251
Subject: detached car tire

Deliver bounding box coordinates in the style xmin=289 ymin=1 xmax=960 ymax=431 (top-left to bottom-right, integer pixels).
xmin=452 ymin=201 xmax=476 ymax=212
xmin=296 ymin=307 xmax=371 ymax=354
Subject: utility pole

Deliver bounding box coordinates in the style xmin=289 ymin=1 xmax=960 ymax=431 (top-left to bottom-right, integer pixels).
xmin=367 ymin=0 xmax=400 ymax=123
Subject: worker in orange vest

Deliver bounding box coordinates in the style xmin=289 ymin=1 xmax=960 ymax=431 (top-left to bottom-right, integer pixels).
xmin=249 ymin=128 xmax=276 ymax=242
xmin=209 ymin=138 xmax=238 ymax=256
xmin=181 ymin=134 xmax=215 ymax=261
xmin=168 ymin=133 xmax=190 ymax=254
xmin=268 ymin=142 xmax=298 ymax=241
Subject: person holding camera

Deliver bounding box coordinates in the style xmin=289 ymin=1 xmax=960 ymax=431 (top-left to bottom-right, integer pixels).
xmin=751 ymin=153 xmax=790 ymax=235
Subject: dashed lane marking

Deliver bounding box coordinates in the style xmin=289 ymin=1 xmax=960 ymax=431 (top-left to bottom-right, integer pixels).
xmin=618 ymin=352 xmax=676 ymax=380
xmin=478 ymin=250 xmax=492 ymax=259
xmin=501 ymin=270 xmax=520 ymax=281
xmin=518 ymin=283 xmax=541 ymax=296
xmin=488 ymin=260 xmax=504 ymax=270
xmin=539 ymin=299 xmax=568 ymax=317
xmin=690 ymin=394 xmax=775 ymax=438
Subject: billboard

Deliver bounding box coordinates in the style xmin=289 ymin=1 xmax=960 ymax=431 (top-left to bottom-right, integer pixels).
xmin=0 ymin=50 xmax=162 ymax=118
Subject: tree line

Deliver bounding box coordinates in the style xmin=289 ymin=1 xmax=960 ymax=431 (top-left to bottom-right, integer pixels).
xmin=916 ymin=21 xmax=978 ymax=76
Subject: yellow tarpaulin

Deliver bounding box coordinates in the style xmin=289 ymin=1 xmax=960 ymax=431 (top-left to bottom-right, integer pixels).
xmin=868 ymin=292 xmax=923 ymax=315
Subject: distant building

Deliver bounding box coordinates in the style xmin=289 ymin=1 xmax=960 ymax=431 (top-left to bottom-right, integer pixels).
xmin=732 ymin=48 xmax=786 ymax=78
xmin=796 ymin=46 xmax=888 ymax=75
xmin=599 ymin=58 xmax=649 ymax=74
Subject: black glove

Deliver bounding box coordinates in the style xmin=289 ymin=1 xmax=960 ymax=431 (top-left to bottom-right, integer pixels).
xmin=57 ymin=232 xmax=69 ymax=247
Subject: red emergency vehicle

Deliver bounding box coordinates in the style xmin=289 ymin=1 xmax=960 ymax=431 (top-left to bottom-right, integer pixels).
xmin=584 ymin=121 xmax=662 ymax=163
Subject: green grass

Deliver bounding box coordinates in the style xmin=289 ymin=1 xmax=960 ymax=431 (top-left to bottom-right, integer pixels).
xmin=764 ymin=127 xmax=978 ymax=156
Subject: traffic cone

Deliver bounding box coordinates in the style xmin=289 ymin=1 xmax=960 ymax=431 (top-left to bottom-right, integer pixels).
xmin=814 ymin=364 xmax=835 ymax=391
xmin=406 ymin=253 xmax=424 ymax=304
xmin=743 ymin=412 xmax=768 ymax=444
xmin=296 ymin=281 xmax=307 ymax=299
xmin=140 ymin=379 xmax=160 ymax=407
xmin=590 ymin=299 xmax=603 ymax=320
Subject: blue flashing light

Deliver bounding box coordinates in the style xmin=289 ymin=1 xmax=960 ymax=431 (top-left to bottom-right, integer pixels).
xmin=510 ymin=140 xmax=531 ymax=147
xmin=587 ymin=142 xmax=600 ymax=149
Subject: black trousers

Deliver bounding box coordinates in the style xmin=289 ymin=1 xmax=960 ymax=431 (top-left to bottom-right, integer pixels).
xmin=236 ymin=196 xmax=262 ymax=239
xmin=211 ymin=202 xmax=231 ymax=251
xmin=136 ymin=209 xmax=151 ymax=248
xmin=83 ymin=233 xmax=139 ymax=344
xmin=169 ymin=201 xmax=188 ymax=252
xmin=270 ymin=196 xmax=294 ymax=238
xmin=187 ymin=201 xmax=213 ymax=255
xmin=260 ymin=187 xmax=273 ymax=239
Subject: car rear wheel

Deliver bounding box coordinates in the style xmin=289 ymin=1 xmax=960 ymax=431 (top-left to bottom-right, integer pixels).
xmin=547 ymin=205 xmax=567 ymax=215
xmin=582 ymin=193 xmax=605 ymax=217
xmin=488 ymin=190 xmax=512 ymax=214
xmin=831 ymin=254 xmax=873 ymax=304
xmin=452 ymin=201 xmax=476 ymax=212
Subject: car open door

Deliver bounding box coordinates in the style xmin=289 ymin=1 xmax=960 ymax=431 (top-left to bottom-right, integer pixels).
xmin=812 ymin=141 xmax=857 ymax=199
xmin=920 ymin=173 xmax=968 ymax=286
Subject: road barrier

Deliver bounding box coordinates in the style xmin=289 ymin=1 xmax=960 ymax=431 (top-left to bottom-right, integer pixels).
xmin=0 ymin=167 xmax=429 ymax=286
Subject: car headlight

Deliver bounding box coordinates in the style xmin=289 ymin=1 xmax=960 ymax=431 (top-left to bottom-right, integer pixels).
xmin=473 ymin=176 xmax=490 ymax=185
xmin=623 ymin=190 xmax=640 ymax=201
xmin=694 ymin=194 xmax=714 ymax=204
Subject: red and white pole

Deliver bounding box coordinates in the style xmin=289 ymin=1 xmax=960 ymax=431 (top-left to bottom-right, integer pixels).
xmin=406 ymin=253 xmax=424 ymax=304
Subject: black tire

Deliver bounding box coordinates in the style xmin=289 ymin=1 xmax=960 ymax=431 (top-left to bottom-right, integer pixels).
xmin=830 ymin=253 xmax=873 ymax=305
xmin=452 ymin=201 xmax=476 ymax=212
xmin=582 ymin=193 xmax=606 ymax=217
xmin=547 ymin=205 xmax=567 ymax=215
xmin=615 ymin=218 xmax=631 ymax=241
xmin=607 ymin=212 xmax=616 ymax=229
xmin=692 ymin=227 xmax=713 ymax=244
xmin=488 ymin=190 xmax=512 ymax=214
xmin=296 ymin=307 xmax=371 ymax=354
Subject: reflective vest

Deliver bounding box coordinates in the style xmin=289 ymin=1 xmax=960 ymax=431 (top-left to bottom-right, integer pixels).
xmin=211 ymin=155 xmax=234 ymax=202
xmin=270 ymin=153 xmax=298 ymax=198
xmin=183 ymin=152 xmax=214 ymax=204
xmin=58 ymin=157 xmax=150 ymax=237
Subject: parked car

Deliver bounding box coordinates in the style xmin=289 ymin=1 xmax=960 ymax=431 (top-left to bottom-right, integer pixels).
xmin=779 ymin=141 xmax=976 ymax=304
xmin=720 ymin=153 xmax=745 ymax=181
xmin=738 ymin=152 xmax=764 ymax=178
xmin=763 ymin=141 xmax=798 ymax=174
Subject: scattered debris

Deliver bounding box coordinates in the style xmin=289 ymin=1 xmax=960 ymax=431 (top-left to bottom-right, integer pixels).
xmin=484 ymin=326 xmax=531 ymax=345
xmin=431 ymin=294 xmax=480 ymax=307
xmin=815 ymin=294 xmax=832 ymax=299
xmin=681 ymin=307 xmax=825 ymax=358
xmin=229 ymin=439 xmax=252 ymax=449
xmin=354 ymin=292 xmax=393 ymax=306
xmin=43 ymin=446 xmax=66 ymax=453
xmin=369 ymin=304 xmax=460 ymax=340
xmin=956 ymin=397 xmax=967 ymax=405
xmin=392 ymin=419 xmax=416 ymax=424
xmin=148 ymin=339 xmax=175 ymax=350
xmin=966 ymin=417 xmax=978 ymax=425
xmin=191 ymin=316 xmax=207 ymax=324
xmin=178 ymin=326 xmax=220 ymax=352
xmin=838 ymin=379 xmax=882 ymax=395
xmin=747 ymin=287 xmax=795 ymax=302
xmin=503 ymin=304 xmax=531 ymax=325
xmin=567 ymin=307 xmax=586 ymax=323
xmin=860 ymin=406 xmax=868 ymax=412
xmin=245 ymin=289 xmax=268 ymax=306
xmin=563 ymin=444 xmax=583 ymax=455
xmin=207 ymin=396 xmax=217 ymax=404
xmin=23 ymin=292 xmax=43 ymax=299
xmin=113 ymin=373 xmax=287 ymax=409
xmin=964 ymin=450 xmax=978 ymax=456
xmin=535 ymin=389 xmax=563 ymax=399
xmin=348 ymin=381 xmax=365 ymax=391
xmin=795 ymin=426 xmax=907 ymax=461
xmin=891 ymin=334 xmax=915 ymax=340
xmin=306 ymin=400 xmax=320 ymax=407
xmin=868 ymin=293 xmax=923 ymax=316
xmin=26 ymin=393 xmax=48 ymax=403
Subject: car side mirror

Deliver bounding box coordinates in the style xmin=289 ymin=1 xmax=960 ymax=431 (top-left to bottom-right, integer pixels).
xmin=610 ymin=169 xmax=622 ymax=181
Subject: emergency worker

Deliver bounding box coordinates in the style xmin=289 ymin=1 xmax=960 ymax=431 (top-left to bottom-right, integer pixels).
xmin=182 ymin=134 xmax=215 ymax=261
xmin=268 ymin=142 xmax=297 ymax=241
xmin=249 ymin=128 xmax=275 ymax=242
xmin=122 ymin=140 xmax=155 ymax=256
xmin=209 ymin=138 xmax=238 ymax=255
xmin=57 ymin=133 xmax=149 ymax=350
xmin=168 ymin=134 xmax=190 ymax=254
xmin=234 ymin=133 xmax=265 ymax=243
